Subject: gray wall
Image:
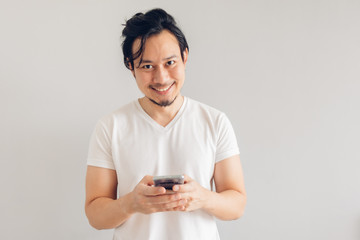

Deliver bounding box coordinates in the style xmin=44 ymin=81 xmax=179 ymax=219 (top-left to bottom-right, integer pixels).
xmin=1 ymin=0 xmax=359 ymax=239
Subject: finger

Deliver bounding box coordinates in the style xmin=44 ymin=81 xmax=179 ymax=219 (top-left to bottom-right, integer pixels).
xmin=172 ymin=199 xmax=188 ymax=211
xmin=140 ymin=196 xmax=185 ymax=213
xmin=143 ymin=185 xmax=166 ymax=196
xmin=147 ymin=192 xmax=182 ymax=205
xmin=158 ymin=199 xmax=187 ymax=211
xmin=138 ymin=175 xmax=166 ymax=196
xmin=183 ymin=174 xmax=192 ymax=183
xmin=172 ymin=174 xmax=192 ymax=192
xmin=140 ymin=175 xmax=155 ymax=186
xmin=173 ymin=206 xmax=186 ymax=211
xmin=172 ymin=182 xmax=193 ymax=193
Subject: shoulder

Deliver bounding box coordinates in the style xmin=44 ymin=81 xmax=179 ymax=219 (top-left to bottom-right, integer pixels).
xmin=96 ymin=100 xmax=139 ymax=129
xmin=185 ymin=97 xmax=227 ymax=121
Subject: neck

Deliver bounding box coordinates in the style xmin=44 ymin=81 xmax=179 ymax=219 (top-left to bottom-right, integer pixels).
xmin=139 ymin=95 xmax=184 ymax=127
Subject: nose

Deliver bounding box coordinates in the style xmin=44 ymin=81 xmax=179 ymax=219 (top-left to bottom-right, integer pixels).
xmin=153 ymin=66 xmax=169 ymax=84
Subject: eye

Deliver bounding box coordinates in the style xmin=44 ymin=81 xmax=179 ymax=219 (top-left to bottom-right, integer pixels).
xmin=142 ymin=65 xmax=153 ymax=69
xmin=166 ymin=60 xmax=175 ymax=66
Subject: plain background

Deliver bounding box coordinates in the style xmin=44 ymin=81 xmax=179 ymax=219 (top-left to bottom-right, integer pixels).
xmin=1 ymin=0 xmax=359 ymax=239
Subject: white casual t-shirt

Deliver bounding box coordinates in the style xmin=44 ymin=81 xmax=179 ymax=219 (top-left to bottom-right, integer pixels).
xmin=87 ymin=97 xmax=240 ymax=240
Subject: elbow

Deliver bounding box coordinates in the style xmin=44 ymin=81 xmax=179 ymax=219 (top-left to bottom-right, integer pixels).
xmin=88 ymin=220 xmax=102 ymax=230
xmin=235 ymin=197 xmax=247 ymax=219
xmin=85 ymin=205 xmax=110 ymax=230
xmin=215 ymin=203 xmax=246 ymax=221
xmin=85 ymin=206 xmax=123 ymax=230
xmin=233 ymin=206 xmax=245 ymax=220
xmin=216 ymin=210 xmax=244 ymax=221
xmin=86 ymin=215 xmax=114 ymax=230
xmin=214 ymin=190 xmax=247 ymax=221
xmin=228 ymin=192 xmax=247 ymax=220
xmin=88 ymin=220 xmax=107 ymax=231
xmin=85 ymin=212 xmax=102 ymax=230
xmin=223 ymin=208 xmax=245 ymax=221
xmin=235 ymin=193 xmax=247 ymax=219
xmin=229 ymin=209 xmax=245 ymax=221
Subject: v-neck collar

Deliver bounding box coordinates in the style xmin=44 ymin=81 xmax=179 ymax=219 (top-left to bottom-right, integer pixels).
xmin=135 ymin=97 xmax=188 ymax=132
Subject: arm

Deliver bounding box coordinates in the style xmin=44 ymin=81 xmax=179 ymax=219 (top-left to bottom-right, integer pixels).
xmin=206 ymin=154 xmax=247 ymax=220
xmin=85 ymin=166 xmax=187 ymax=230
xmin=173 ymin=154 xmax=247 ymax=220
xmin=85 ymin=166 xmax=132 ymax=229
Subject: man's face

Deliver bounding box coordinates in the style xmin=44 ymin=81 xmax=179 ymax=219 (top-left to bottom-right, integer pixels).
xmin=131 ymin=30 xmax=188 ymax=107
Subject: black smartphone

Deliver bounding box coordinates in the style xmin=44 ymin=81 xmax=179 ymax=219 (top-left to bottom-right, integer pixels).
xmin=153 ymin=175 xmax=185 ymax=190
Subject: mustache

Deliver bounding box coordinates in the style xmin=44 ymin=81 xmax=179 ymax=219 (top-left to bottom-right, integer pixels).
xmin=150 ymin=82 xmax=175 ymax=89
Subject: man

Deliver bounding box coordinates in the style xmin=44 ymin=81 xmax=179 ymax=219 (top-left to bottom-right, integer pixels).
xmin=85 ymin=8 xmax=246 ymax=240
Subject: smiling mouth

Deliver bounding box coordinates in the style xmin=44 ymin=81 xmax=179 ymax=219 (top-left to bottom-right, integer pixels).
xmin=151 ymin=82 xmax=175 ymax=93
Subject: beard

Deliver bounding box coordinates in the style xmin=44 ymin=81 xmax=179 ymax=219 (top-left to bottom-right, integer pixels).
xmin=147 ymin=96 xmax=177 ymax=107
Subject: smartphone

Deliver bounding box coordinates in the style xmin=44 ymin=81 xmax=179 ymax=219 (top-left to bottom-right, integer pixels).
xmin=153 ymin=174 xmax=185 ymax=190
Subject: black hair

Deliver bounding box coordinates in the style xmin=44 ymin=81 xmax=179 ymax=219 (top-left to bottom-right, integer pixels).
xmin=121 ymin=8 xmax=189 ymax=70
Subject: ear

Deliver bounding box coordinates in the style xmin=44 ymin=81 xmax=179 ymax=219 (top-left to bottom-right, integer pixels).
xmin=130 ymin=67 xmax=136 ymax=78
xmin=126 ymin=58 xmax=133 ymax=70
xmin=182 ymin=48 xmax=189 ymax=66
xmin=126 ymin=58 xmax=136 ymax=78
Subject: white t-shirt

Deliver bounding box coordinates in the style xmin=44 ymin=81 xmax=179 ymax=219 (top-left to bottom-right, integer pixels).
xmin=87 ymin=97 xmax=240 ymax=240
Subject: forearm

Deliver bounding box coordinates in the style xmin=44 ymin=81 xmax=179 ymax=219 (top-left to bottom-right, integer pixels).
xmin=203 ymin=189 xmax=246 ymax=220
xmin=85 ymin=192 xmax=133 ymax=230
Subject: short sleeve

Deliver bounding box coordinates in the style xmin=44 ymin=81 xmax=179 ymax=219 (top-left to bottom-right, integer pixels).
xmin=215 ymin=113 xmax=240 ymax=163
xmin=87 ymin=120 xmax=115 ymax=170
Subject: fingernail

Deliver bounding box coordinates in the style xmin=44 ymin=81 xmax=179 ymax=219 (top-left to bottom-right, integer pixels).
xmin=173 ymin=185 xmax=179 ymax=191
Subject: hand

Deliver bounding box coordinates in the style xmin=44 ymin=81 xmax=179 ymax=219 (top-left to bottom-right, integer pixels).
xmin=172 ymin=174 xmax=211 ymax=212
xmin=129 ymin=175 xmax=187 ymax=214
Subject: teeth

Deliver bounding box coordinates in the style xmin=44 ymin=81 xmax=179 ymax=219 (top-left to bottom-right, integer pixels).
xmin=154 ymin=84 xmax=172 ymax=92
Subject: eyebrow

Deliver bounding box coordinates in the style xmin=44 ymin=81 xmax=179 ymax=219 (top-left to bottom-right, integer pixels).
xmin=141 ymin=55 xmax=178 ymax=64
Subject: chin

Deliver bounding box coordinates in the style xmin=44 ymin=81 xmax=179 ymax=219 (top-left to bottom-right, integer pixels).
xmin=149 ymin=95 xmax=178 ymax=107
